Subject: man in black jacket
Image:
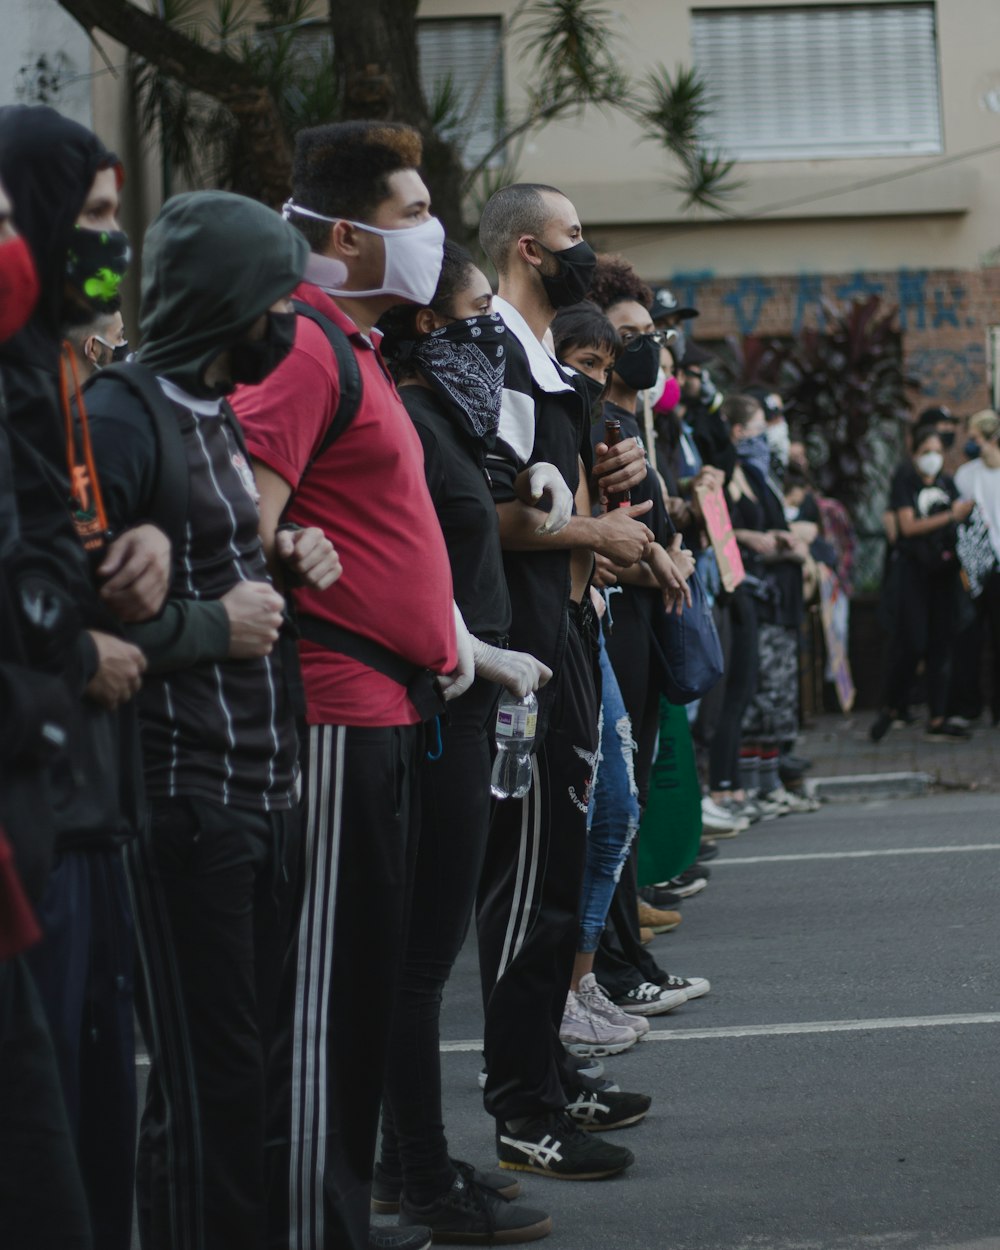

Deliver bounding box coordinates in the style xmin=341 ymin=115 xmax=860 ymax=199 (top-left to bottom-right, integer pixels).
xmin=0 ymin=167 xmax=96 ymax=1250
xmin=0 ymin=105 xmax=170 ymax=1250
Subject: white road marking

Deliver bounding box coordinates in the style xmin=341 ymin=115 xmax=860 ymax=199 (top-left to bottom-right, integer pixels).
xmin=135 ymin=1012 xmax=1000 ymax=1067
xmin=434 ymin=1012 xmax=1000 ymax=1053
xmin=714 ymin=844 xmax=1000 ymax=865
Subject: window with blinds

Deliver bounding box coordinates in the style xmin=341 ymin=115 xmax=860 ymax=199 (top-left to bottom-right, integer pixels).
xmin=417 ymin=18 xmax=504 ymax=168
xmin=691 ymin=4 xmax=943 ymax=161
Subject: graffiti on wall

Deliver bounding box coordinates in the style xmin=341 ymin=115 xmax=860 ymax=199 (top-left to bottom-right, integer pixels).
xmin=671 ymin=267 xmax=989 ymax=403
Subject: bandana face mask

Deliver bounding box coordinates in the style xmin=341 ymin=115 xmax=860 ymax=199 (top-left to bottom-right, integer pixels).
xmin=65 ymin=225 xmax=130 ymax=313
xmin=408 ymin=313 xmax=507 ymax=442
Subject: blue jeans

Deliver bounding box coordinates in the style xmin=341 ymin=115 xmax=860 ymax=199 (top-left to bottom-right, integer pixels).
xmin=579 ymin=633 xmax=640 ymax=954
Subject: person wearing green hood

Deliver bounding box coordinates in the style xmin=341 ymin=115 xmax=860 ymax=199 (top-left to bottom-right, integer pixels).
xmin=83 ymin=189 xmax=339 ymax=1250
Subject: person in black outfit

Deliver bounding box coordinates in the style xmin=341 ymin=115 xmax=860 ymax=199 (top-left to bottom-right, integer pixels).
xmin=0 ymin=105 xmax=171 ymax=1250
xmin=871 ymin=423 xmax=973 ymax=742
xmin=375 ymin=242 xmax=555 ymax=1243
xmin=82 ymin=191 xmax=337 ymax=1250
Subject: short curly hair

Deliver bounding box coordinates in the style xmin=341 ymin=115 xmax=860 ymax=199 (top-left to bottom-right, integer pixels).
xmin=587 ymin=254 xmax=653 ymax=313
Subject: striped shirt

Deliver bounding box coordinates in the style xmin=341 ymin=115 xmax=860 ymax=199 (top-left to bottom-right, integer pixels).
xmin=87 ymin=376 xmax=298 ymax=812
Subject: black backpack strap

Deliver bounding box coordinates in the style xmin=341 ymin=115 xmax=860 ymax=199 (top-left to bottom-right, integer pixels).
xmin=84 ymin=363 xmax=190 ymax=552
xmin=296 ymin=611 xmax=445 ymax=723
xmin=292 ymin=299 xmax=363 ymax=461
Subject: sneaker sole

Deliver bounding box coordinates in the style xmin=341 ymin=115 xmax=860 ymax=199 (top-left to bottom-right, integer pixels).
xmin=371 ymin=1179 xmax=522 ymax=1214
xmin=614 ymin=994 xmax=687 ymax=1017
xmin=498 ymin=1159 xmax=632 ymax=1180
xmin=422 ymin=1216 xmax=554 ymax=1244
xmin=574 ymin=1110 xmax=649 ymax=1133
xmin=646 ymin=920 xmax=681 ymax=933
xmin=669 ymin=881 xmax=707 ymax=899
xmin=700 ymin=824 xmax=742 ymax=837
xmin=561 ymin=1035 xmax=637 ymax=1057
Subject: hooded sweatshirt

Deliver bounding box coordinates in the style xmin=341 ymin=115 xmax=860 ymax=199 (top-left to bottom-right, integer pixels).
xmin=0 ymin=106 xmax=133 ymax=856
xmin=84 ymin=191 xmax=308 ymax=811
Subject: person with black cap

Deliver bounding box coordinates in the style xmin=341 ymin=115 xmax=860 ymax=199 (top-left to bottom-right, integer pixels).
xmin=0 ymin=104 xmax=172 ymax=1250
xmin=649 ymin=285 xmax=700 ymax=331
xmin=82 ymin=189 xmax=334 ymax=1250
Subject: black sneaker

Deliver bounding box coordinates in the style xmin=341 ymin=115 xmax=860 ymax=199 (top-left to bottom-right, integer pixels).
xmin=564 ymin=1087 xmax=651 ymax=1132
xmin=372 ymin=1159 xmax=521 ymax=1215
xmin=697 ymin=839 xmax=719 ymax=862
xmin=369 ymin=1225 xmax=432 ymax=1250
xmin=399 ymin=1167 xmax=552 ymax=1245
xmin=666 ymin=873 xmax=708 ymax=899
xmin=639 ymin=884 xmax=683 ymax=909
xmin=497 ymin=1113 xmax=634 ymax=1179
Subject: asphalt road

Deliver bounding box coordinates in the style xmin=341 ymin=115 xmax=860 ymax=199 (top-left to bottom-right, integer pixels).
xmin=136 ymin=791 xmax=1000 ymax=1249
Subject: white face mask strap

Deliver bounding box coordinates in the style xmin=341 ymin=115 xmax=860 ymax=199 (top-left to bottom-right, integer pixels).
xmin=282 ymin=199 xmax=341 ymax=225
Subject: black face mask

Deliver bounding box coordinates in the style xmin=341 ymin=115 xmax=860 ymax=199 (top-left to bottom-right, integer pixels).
xmin=226 ymin=310 xmax=297 ymax=389
xmin=578 ymin=371 xmax=608 ymax=421
xmin=407 ymin=313 xmax=507 ymax=443
xmin=614 ymin=334 xmax=661 ymax=392
xmin=940 ymin=429 xmax=956 ymax=450
xmin=64 ymin=225 xmax=130 ymax=316
xmin=536 ymin=239 xmax=597 ymax=309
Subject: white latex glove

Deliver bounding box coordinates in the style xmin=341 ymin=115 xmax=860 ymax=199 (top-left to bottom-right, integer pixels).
xmin=436 ymin=602 xmax=476 ymax=702
xmin=472 ymin=637 xmax=552 ymax=698
xmin=528 ymin=462 xmax=574 ymax=535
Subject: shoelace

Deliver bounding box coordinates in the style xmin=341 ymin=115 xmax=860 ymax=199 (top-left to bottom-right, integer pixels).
xmin=449 ymin=1168 xmax=496 ymax=1235
xmin=632 ymin=982 xmax=662 ymax=1003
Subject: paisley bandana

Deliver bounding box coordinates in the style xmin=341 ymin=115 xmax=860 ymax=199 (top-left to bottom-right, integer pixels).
xmin=408 ymin=313 xmax=506 ymax=442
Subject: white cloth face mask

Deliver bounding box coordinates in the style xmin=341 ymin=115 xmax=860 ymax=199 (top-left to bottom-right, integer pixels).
xmin=283 ymin=200 xmax=445 ymax=305
xmin=916 ymin=451 xmax=943 ymax=478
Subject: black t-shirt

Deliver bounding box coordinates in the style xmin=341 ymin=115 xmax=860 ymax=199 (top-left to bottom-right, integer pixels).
xmin=889 ymin=462 xmax=959 ymax=571
xmin=731 ymin=463 xmax=804 ymax=628
xmin=401 ymin=385 xmax=511 ymax=641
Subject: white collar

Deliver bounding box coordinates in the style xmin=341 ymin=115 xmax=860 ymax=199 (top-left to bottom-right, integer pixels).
xmin=156 ymin=376 xmax=224 ymax=416
xmin=493 ymin=297 xmax=575 ymax=395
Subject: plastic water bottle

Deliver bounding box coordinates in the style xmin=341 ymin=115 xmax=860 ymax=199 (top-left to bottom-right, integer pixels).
xmin=491 ymin=691 xmax=538 ymax=799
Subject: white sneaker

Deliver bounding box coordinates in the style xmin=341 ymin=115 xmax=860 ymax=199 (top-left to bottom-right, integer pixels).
xmin=613 ymin=981 xmax=688 ymax=1016
xmin=576 ymin=973 xmax=650 ymax=1038
xmin=560 ymin=989 xmax=638 ymax=1056
xmin=701 ymin=796 xmax=749 ymax=835
xmin=762 ymin=786 xmax=818 ymax=814
xmin=660 ymin=971 xmax=711 ymax=1001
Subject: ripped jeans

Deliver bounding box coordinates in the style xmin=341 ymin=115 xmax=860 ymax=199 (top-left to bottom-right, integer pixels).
xmin=578 ymin=631 xmax=640 ymax=954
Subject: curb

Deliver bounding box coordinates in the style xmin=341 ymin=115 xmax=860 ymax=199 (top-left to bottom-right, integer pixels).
xmin=804 ymin=771 xmax=935 ymax=802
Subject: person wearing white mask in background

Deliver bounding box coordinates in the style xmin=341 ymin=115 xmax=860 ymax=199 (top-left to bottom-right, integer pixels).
xmin=870 ymin=421 xmax=973 ymax=743
xmin=231 ymin=121 xmax=473 ymax=1250
xmin=63 ymin=307 xmax=127 ymax=380
xmin=954 ymin=409 xmax=1000 ymax=727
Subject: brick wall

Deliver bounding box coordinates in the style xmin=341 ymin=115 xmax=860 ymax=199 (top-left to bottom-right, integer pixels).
xmin=650 ymin=265 xmax=1000 ymax=416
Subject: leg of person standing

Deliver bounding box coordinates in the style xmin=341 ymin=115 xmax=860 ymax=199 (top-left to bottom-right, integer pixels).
xmin=477 ymin=610 xmax=598 ymax=1126
xmin=379 ymin=679 xmax=499 ymax=1204
xmin=0 ymin=956 xmax=93 ymax=1250
xmin=270 ymin=725 xmax=420 ymax=1250
xmin=128 ymin=799 xmax=299 ymax=1250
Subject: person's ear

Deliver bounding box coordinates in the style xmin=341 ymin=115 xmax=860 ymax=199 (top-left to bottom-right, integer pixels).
xmin=84 ymin=336 xmax=99 ymax=365
xmin=414 ymin=307 xmax=439 ymax=336
xmin=517 ymin=236 xmax=545 ymax=269
xmin=328 ymin=220 xmax=363 ymax=259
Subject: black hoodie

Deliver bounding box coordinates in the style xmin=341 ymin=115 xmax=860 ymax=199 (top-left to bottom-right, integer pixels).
xmin=0 ymin=106 xmax=134 ymax=855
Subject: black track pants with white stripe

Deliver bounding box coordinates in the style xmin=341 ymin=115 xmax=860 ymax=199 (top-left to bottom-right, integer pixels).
xmin=267 ymin=723 xmax=421 ymax=1250
xmin=126 ymin=797 xmax=300 ymax=1250
xmin=476 ymin=617 xmax=599 ymax=1124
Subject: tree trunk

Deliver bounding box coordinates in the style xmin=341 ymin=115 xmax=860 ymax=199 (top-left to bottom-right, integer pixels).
xmin=327 ymin=0 xmax=469 ymax=240
xmin=55 ymin=0 xmax=294 ymax=208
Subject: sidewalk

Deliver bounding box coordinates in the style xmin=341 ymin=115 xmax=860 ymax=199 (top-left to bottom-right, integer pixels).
xmin=798 ymin=712 xmax=1000 ymax=794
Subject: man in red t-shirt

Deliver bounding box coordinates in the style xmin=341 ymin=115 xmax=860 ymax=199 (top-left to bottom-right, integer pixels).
xmin=231 ymin=121 xmax=469 ymax=1250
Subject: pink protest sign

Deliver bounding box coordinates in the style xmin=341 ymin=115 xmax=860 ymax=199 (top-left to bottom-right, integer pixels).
xmin=694 ymin=482 xmax=746 ymax=593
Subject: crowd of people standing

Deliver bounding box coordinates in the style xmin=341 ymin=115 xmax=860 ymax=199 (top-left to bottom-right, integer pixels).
xmin=2 ymin=106 xmax=837 ymax=1250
